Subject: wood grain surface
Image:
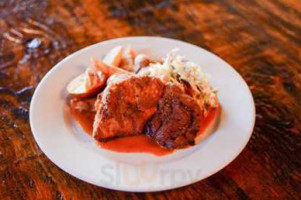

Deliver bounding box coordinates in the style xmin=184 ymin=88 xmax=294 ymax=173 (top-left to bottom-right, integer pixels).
xmin=0 ymin=0 xmax=301 ymax=199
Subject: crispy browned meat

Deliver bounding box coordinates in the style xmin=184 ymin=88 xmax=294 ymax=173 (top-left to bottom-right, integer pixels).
xmin=93 ymin=75 xmax=165 ymax=141
xmin=144 ymin=85 xmax=202 ymax=149
xmin=93 ymin=75 xmax=202 ymax=148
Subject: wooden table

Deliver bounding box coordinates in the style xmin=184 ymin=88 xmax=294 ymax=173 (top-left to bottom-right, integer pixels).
xmin=1 ymin=0 xmax=300 ymax=199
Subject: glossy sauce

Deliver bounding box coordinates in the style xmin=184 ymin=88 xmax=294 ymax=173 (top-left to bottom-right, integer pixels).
xmin=70 ymin=103 xmax=219 ymax=156
xmin=198 ymin=105 xmax=220 ymax=136
xmin=97 ymin=135 xmax=174 ymax=156
xmin=70 ymin=107 xmax=95 ymax=135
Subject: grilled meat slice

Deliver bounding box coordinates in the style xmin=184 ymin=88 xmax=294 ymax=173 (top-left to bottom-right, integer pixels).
xmin=145 ymin=85 xmax=202 ymax=149
xmin=93 ymin=75 xmax=165 ymax=141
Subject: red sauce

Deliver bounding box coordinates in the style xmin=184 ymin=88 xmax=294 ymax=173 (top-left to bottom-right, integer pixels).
xmin=97 ymin=135 xmax=173 ymax=156
xmin=70 ymin=107 xmax=95 ymax=135
xmin=198 ymin=105 xmax=220 ymax=136
xmin=70 ymin=102 xmax=219 ymax=156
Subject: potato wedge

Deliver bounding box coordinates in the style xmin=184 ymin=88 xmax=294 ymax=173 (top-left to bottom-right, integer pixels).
xmin=119 ymin=46 xmax=135 ymax=71
xmin=91 ymin=57 xmax=132 ymax=76
xmin=103 ymin=46 xmax=123 ymax=66
xmin=67 ymin=70 xmax=106 ymax=98
xmin=133 ymin=54 xmax=150 ymax=72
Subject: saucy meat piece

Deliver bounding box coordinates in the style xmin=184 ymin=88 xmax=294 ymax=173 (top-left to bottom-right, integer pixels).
xmin=93 ymin=75 xmax=165 ymax=141
xmin=145 ymin=85 xmax=202 ymax=149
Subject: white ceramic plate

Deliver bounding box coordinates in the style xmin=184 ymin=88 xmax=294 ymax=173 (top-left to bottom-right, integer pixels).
xmin=30 ymin=37 xmax=255 ymax=192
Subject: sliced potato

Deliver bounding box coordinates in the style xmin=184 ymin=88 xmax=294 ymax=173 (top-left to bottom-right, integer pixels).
xmin=67 ymin=73 xmax=86 ymax=96
xmin=85 ymin=68 xmax=103 ymax=90
xmin=92 ymin=57 xmax=132 ymax=76
xmin=133 ymin=54 xmax=150 ymax=72
xmin=119 ymin=46 xmax=135 ymax=71
xmin=67 ymin=70 xmax=106 ymax=98
xmin=125 ymin=46 xmax=135 ymax=59
xmin=103 ymin=46 xmax=123 ymax=66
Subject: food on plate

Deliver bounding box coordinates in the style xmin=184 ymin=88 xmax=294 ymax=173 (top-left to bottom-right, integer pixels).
xmin=67 ymin=46 xmax=219 ymax=155
xmin=92 ymin=58 xmax=132 ymax=76
xmin=103 ymin=46 xmax=123 ymax=66
xmin=67 ymin=68 xmax=106 ymax=98
xmin=120 ymin=46 xmax=136 ymax=71
xmin=70 ymin=97 xmax=96 ymax=112
xmin=93 ymin=75 xmax=165 ymax=141
xmin=144 ymin=84 xmax=202 ymax=149
xmin=133 ymin=54 xmax=150 ymax=72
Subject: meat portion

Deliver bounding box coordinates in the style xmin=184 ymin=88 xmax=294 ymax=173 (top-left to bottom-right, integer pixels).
xmin=93 ymin=75 xmax=165 ymax=141
xmin=144 ymin=85 xmax=202 ymax=149
xmin=93 ymin=75 xmax=202 ymax=149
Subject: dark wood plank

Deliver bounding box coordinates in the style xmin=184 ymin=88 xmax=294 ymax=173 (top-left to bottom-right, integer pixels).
xmin=0 ymin=0 xmax=300 ymax=199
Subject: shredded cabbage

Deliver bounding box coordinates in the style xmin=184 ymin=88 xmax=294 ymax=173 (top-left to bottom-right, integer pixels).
xmin=139 ymin=49 xmax=218 ymax=113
